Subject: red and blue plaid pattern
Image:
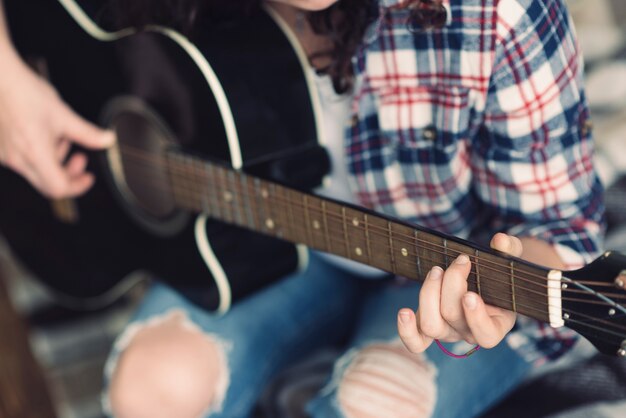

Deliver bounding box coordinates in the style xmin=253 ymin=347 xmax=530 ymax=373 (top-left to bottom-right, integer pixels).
xmin=348 ymin=0 xmax=605 ymax=363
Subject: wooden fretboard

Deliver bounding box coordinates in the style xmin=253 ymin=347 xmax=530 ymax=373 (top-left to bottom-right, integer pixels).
xmin=166 ymin=151 xmax=555 ymax=323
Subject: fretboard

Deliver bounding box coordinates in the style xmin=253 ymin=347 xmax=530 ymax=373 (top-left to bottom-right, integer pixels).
xmin=167 ymin=152 xmax=555 ymax=323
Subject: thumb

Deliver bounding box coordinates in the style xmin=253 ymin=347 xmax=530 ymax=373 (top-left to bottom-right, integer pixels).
xmin=490 ymin=233 xmax=523 ymax=257
xmin=61 ymin=104 xmax=116 ymax=149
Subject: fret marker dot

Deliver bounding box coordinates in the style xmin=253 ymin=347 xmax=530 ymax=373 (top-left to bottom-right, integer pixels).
xmin=355 ymin=247 xmax=363 ymax=256
xmin=261 ymin=189 xmax=269 ymax=198
xmin=609 ymin=308 xmax=616 ymax=316
xmin=401 ymin=248 xmax=408 ymax=257
xmin=313 ymin=220 xmax=321 ymax=230
xmin=563 ymin=313 xmax=570 ymax=320
xmin=265 ymin=218 xmax=275 ymax=229
xmin=561 ymin=283 xmax=568 ymax=290
xmin=223 ymin=191 xmax=233 ymax=202
xmin=352 ymin=218 xmax=359 ymax=227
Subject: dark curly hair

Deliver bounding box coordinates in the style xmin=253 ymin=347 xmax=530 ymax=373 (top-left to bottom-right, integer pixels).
xmin=308 ymin=0 xmax=446 ymax=93
xmin=112 ymin=0 xmax=446 ymax=93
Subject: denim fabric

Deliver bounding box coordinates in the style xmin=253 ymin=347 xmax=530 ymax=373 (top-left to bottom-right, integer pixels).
xmin=104 ymin=253 xmax=532 ymax=418
xmin=307 ymin=282 xmax=532 ymax=418
xmin=104 ymin=253 xmax=366 ymax=417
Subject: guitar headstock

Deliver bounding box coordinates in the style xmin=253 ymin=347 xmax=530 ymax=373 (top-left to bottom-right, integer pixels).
xmin=562 ymin=251 xmax=626 ymax=356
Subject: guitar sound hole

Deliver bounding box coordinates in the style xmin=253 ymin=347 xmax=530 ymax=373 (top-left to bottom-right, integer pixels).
xmin=101 ymin=97 xmax=189 ymax=236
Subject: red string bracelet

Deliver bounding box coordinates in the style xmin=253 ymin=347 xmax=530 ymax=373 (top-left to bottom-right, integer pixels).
xmin=434 ymin=339 xmax=481 ymax=359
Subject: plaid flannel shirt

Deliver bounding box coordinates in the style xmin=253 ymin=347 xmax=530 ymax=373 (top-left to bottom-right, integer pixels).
xmin=347 ymin=0 xmax=605 ymax=364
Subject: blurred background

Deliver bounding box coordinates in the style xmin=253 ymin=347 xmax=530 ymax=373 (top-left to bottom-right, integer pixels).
xmin=2 ymin=0 xmax=626 ymax=417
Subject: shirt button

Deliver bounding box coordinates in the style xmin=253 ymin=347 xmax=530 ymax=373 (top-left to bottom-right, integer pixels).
xmin=422 ymin=126 xmax=437 ymax=141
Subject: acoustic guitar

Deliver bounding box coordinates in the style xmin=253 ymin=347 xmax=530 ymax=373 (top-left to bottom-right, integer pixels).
xmin=2 ymin=0 xmax=626 ymax=356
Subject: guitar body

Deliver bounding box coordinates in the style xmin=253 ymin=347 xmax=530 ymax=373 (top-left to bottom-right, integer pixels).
xmin=1 ymin=0 xmax=329 ymax=309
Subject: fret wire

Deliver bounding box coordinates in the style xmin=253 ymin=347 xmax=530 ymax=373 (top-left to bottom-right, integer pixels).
xmin=190 ymin=158 xmax=200 ymax=212
xmin=511 ymin=260 xmax=517 ymax=313
xmin=341 ymin=207 xmax=351 ymax=258
xmin=166 ymin=162 xmax=554 ymax=287
xmin=182 ymin=155 xmax=197 ymax=211
xmin=118 ymin=163 xmax=626 ymax=320
xmin=275 ymin=184 xmax=286 ymax=238
xmin=199 ymin=188 xmax=545 ymax=290
xmin=185 ymin=160 xmax=198 ymax=212
xmin=141 ymin=161 xmax=562 ymax=319
xmin=475 ymin=248 xmax=482 ymax=296
xmin=254 ymin=178 xmax=267 ymax=235
xmin=364 ymin=214 xmax=373 ymax=265
xmin=213 ymin=165 xmax=224 ymax=220
xmin=198 ymin=160 xmax=211 ymax=215
xmin=125 ymin=151 xmax=620 ymax=316
xmin=321 ymin=201 xmax=331 ymax=252
xmin=134 ymin=154 xmax=563 ymax=309
xmin=227 ymin=170 xmax=244 ymax=226
xmin=220 ymin=166 xmax=235 ymax=223
xmin=260 ymin=180 xmax=274 ymax=236
xmin=241 ymin=174 xmax=257 ymax=230
xmin=270 ymin=182 xmax=281 ymax=238
xmin=267 ymin=183 xmax=276 ymax=236
xmin=208 ymin=164 xmax=222 ymax=218
xmin=285 ymin=188 xmax=300 ymax=244
xmin=179 ymin=178 xmax=552 ymax=294
xmin=415 ymin=230 xmax=423 ymax=278
xmin=465 ymin=273 xmax=532 ymax=299
xmin=284 ymin=186 xmax=298 ymax=241
xmin=303 ymin=195 xmax=314 ymax=248
xmin=173 ymin=155 xmax=188 ymax=208
xmin=163 ymin=168 xmax=520 ymax=270
xmin=387 ymin=221 xmax=397 ymax=274
xmin=168 ymin=155 xmax=182 ymax=210
xmin=270 ymin=183 xmax=282 ymax=238
xmin=443 ymin=238 xmax=449 ymax=266
xmin=191 ymin=158 xmax=202 ymax=210
xmin=198 ymin=160 xmax=208 ymax=212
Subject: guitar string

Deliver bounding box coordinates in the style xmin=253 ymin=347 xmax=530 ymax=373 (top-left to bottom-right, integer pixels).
xmin=564 ymin=317 xmax=626 ymax=342
xmin=115 ymin=147 xmax=626 ymax=318
xmin=562 ymin=308 xmax=626 ymax=335
xmin=119 ymin=148 xmax=626 ymax=308
xmin=122 ymin=148 xmax=615 ymax=293
xmin=112 ymin=150 xmax=626 ymax=338
xmin=117 ymin=146 xmax=595 ymax=265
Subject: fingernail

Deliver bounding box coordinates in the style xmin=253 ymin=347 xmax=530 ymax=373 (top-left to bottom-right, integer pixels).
xmin=464 ymin=293 xmax=477 ymax=310
xmin=429 ymin=266 xmax=443 ymax=280
xmin=455 ymin=254 xmax=470 ymax=265
xmin=398 ymin=310 xmax=411 ymax=324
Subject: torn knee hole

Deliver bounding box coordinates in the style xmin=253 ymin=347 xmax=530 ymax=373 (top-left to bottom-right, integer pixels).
xmin=107 ymin=309 xmax=231 ymax=417
xmin=337 ymin=341 xmax=438 ymax=418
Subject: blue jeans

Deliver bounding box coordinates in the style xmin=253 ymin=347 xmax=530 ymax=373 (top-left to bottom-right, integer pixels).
xmin=104 ymin=253 xmax=532 ymax=418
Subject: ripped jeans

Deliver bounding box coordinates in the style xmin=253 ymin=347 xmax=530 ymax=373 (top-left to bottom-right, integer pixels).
xmin=103 ymin=252 xmax=532 ymax=418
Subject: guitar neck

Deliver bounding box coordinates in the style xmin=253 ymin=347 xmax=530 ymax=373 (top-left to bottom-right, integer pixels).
xmin=166 ymin=151 xmax=555 ymax=323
